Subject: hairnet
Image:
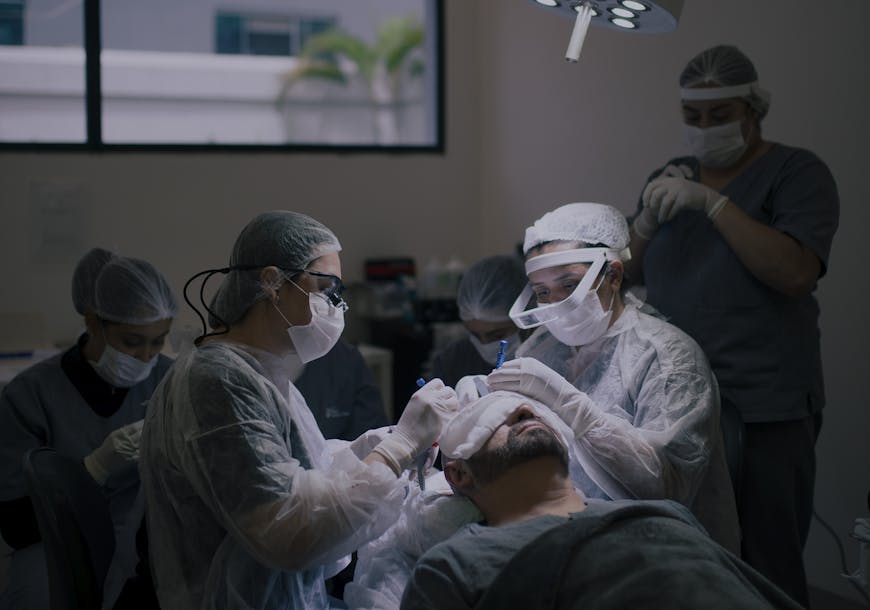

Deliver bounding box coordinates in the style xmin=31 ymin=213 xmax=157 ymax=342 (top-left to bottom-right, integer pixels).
xmin=94 ymin=256 xmax=178 ymax=324
xmin=523 ymin=203 xmax=630 ymax=260
xmin=209 ymin=211 xmax=342 ymax=326
xmin=71 ymin=247 xmax=116 ymax=315
xmin=457 ymin=255 xmax=527 ymax=323
xmin=679 ymin=45 xmax=771 ymax=119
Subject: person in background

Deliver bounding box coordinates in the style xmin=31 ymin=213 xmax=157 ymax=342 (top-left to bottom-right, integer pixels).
xmin=485 ymin=202 xmax=739 ymax=553
xmin=140 ymin=210 xmax=458 ymax=610
xmin=0 ymin=248 xmax=177 ymax=610
xmin=400 ymin=391 xmax=801 ymax=610
xmin=295 ymin=338 xmax=390 ymax=438
xmin=625 ymin=45 xmax=839 ymax=607
xmin=427 ymin=254 xmax=527 ymax=387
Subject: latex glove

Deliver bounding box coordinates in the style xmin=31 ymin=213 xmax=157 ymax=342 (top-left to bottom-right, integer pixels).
xmin=632 ymin=164 xmax=694 ymax=240
xmin=642 ymin=176 xmax=728 ymax=223
xmin=83 ymin=419 xmax=144 ymax=485
xmin=372 ymin=380 xmax=459 ymax=476
xmin=348 ymin=425 xmax=392 ymax=461
xmin=454 ymin=375 xmax=489 ymax=408
xmin=486 ymin=357 xmax=599 ymax=438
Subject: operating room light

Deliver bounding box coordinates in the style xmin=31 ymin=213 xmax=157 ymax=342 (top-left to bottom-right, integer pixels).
xmin=527 ymin=0 xmax=683 ymax=62
xmin=621 ymin=0 xmax=649 ymax=11
xmin=611 ymin=17 xmax=637 ymax=28
xmin=610 ymin=7 xmax=636 ymax=18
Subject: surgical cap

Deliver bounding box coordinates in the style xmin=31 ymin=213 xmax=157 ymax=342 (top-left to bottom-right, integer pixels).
xmin=457 ymin=255 xmax=527 ymax=323
xmin=209 ymin=211 xmax=342 ymax=326
xmin=72 ymin=247 xmax=116 ymax=315
xmin=94 ymin=256 xmax=178 ymax=325
xmin=523 ymin=203 xmax=630 ymax=259
xmin=679 ymin=45 xmax=771 ymax=119
xmin=440 ymin=390 xmax=573 ymax=460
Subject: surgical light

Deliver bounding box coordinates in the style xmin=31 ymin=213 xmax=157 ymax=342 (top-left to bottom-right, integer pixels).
xmin=527 ymin=0 xmax=683 ymax=62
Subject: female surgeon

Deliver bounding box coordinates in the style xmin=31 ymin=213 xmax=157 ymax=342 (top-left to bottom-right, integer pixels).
xmin=625 ymin=45 xmax=839 ymax=607
xmin=485 ymin=202 xmax=739 ymax=554
xmin=0 ymin=248 xmax=177 ymax=610
xmin=139 ymin=210 xmax=458 ymax=610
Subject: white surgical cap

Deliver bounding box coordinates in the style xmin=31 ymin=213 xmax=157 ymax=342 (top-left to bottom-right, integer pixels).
xmin=457 ymin=255 xmax=527 ymax=323
xmin=679 ymin=44 xmax=771 ymax=119
xmin=523 ymin=203 xmax=630 ymax=260
xmin=209 ymin=211 xmax=342 ymax=326
xmin=94 ymin=256 xmax=178 ymax=325
xmin=72 ymin=247 xmax=116 ymax=315
xmin=440 ymin=390 xmax=573 ymax=460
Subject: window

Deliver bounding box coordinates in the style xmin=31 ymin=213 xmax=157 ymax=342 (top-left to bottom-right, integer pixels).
xmin=0 ymin=0 xmax=444 ymax=151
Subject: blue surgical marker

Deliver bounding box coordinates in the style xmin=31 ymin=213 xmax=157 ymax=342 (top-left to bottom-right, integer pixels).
xmin=495 ymin=339 xmax=509 ymax=369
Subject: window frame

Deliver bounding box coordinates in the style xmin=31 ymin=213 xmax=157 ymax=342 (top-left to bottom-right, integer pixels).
xmin=0 ymin=0 xmax=445 ymax=154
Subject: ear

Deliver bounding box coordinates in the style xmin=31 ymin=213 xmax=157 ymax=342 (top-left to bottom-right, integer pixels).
xmin=259 ymin=266 xmax=284 ymax=303
xmin=605 ymin=260 xmax=623 ymax=291
xmin=444 ymin=459 xmax=477 ymax=495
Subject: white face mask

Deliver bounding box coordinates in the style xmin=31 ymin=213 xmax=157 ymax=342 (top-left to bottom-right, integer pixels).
xmin=90 ymin=343 xmax=157 ymax=388
xmin=468 ymin=332 xmax=520 ymax=366
xmin=544 ymin=275 xmax=615 ymax=347
xmin=275 ymin=284 xmax=345 ymax=364
xmin=684 ymin=120 xmax=750 ymax=168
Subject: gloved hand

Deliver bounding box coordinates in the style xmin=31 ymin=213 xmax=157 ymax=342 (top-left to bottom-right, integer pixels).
xmin=642 ymin=175 xmax=728 ymax=223
xmin=83 ymin=419 xmax=144 ymax=485
xmin=632 ymin=164 xmax=694 ymax=240
xmin=454 ymin=375 xmax=489 ymax=407
xmin=372 ymin=379 xmax=459 ymax=476
xmin=486 ymin=357 xmax=599 ymax=438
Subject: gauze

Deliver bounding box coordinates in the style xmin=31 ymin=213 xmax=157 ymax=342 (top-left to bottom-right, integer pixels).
xmin=439 ymin=390 xmax=573 ymax=460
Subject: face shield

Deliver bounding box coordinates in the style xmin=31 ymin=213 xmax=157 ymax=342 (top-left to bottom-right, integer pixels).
xmin=509 ymin=248 xmax=621 ymax=330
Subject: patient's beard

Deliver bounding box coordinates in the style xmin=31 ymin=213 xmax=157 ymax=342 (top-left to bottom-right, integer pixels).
xmin=467 ymin=427 xmax=568 ymax=487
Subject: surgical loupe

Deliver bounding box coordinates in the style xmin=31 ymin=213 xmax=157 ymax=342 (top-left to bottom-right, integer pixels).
xmin=528 ymin=0 xmax=684 ymax=62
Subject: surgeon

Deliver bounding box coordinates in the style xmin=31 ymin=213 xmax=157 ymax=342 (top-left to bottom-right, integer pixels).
xmin=140 ymin=210 xmax=458 ymax=610
xmin=400 ymin=391 xmax=802 ymax=610
xmin=0 ymin=248 xmax=177 ymax=610
xmin=427 ymin=255 xmax=527 ymax=388
xmin=485 ymin=202 xmax=739 ymax=553
xmin=625 ymin=45 xmax=839 ymax=607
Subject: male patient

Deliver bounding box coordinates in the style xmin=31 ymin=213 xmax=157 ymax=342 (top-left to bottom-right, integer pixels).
xmin=400 ymin=391 xmax=801 ymax=610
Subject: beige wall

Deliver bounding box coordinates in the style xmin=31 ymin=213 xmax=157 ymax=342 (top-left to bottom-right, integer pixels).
xmin=0 ymin=0 xmax=868 ymax=601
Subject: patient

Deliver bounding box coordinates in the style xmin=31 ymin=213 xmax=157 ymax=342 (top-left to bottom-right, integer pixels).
xmin=399 ymin=391 xmax=802 ymax=610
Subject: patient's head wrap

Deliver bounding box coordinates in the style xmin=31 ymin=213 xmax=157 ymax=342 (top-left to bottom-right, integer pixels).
xmin=209 ymin=211 xmax=341 ymax=327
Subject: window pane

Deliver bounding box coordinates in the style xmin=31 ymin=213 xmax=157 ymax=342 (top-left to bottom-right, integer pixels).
xmin=0 ymin=0 xmax=86 ymax=143
xmin=100 ymin=0 xmax=440 ymax=147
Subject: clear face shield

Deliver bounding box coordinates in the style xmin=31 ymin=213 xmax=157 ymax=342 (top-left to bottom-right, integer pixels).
xmin=508 ymin=248 xmax=621 ymax=330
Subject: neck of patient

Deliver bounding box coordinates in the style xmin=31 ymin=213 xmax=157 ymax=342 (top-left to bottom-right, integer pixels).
xmin=473 ymin=457 xmax=586 ymax=527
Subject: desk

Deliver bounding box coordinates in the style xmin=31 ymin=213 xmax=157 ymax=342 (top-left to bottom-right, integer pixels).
xmin=357 ymin=343 xmax=394 ymax=423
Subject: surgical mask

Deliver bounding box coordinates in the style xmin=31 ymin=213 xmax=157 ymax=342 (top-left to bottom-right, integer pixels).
xmin=468 ymin=332 xmax=520 ymax=365
xmin=90 ymin=344 xmax=157 ymax=388
xmin=544 ymin=274 xmax=615 ymax=347
xmin=274 ymin=282 xmax=345 ymax=363
xmin=684 ymin=120 xmax=750 ymax=168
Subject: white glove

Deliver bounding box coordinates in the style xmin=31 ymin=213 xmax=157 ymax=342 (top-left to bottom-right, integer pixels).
xmin=486 ymin=357 xmax=599 ymax=438
xmin=632 ymin=164 xmax=695 ymax=240
xmin=642 ymin=175 xmax=728 ymax=223
xmin=454 ymin=375 xmax=489 ymax=407
xmin=83 ymin=419 xmax=144 ymax=485
xmin=372 ymin=380 xmax=459 ymax=476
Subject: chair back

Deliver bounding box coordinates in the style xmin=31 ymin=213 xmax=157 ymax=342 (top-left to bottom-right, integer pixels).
xmin=22 ymin=447 xmax=116 ymax=610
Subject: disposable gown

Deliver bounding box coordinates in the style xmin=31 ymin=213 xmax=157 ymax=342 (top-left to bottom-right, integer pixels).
xmin=516 ymin=300 xmax=739 ymax=552
xmin=140 ymin=342 xmax=406 ymax=610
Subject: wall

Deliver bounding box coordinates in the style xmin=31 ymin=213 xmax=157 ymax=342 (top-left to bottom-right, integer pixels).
xmin=474 ymin=0 xmax=870 ymax=602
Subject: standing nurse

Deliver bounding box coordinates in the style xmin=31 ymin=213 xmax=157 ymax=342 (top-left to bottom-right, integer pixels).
xmin=626 ymin=45 xmax=839 ymax=607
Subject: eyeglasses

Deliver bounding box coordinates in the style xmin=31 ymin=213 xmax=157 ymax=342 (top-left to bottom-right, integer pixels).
xmin=285 ymin=268 xmax=348 ymax=311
